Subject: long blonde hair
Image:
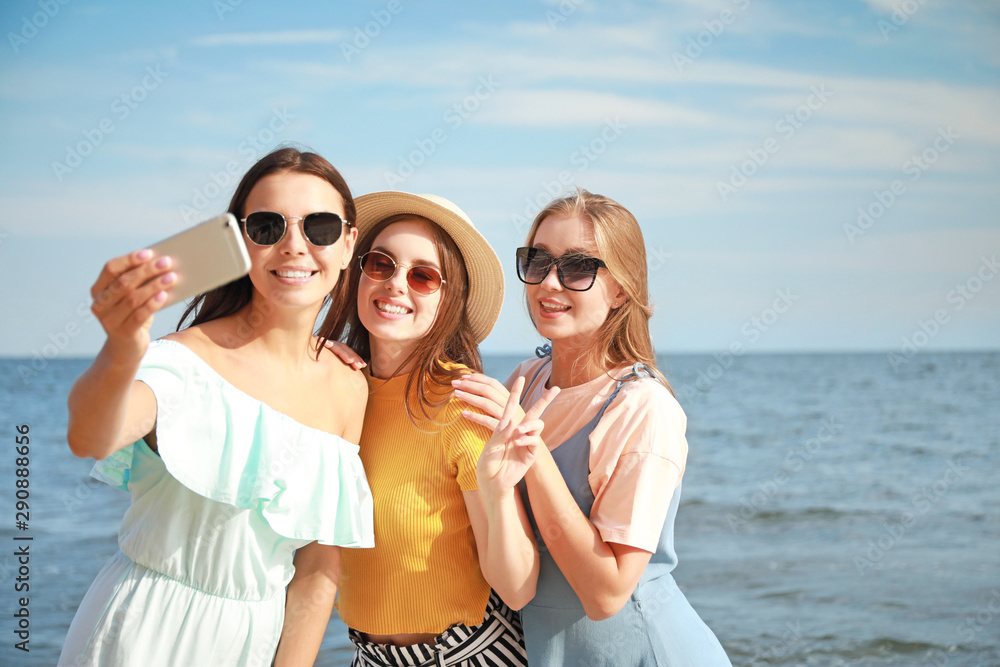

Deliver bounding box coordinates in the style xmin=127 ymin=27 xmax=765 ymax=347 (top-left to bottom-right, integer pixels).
xmin=525 ymin=189 xmax=671 ymax=392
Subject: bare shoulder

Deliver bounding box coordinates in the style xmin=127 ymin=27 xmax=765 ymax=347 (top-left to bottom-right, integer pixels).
xmin=318 ymin=344 xmax=369 ymax=409
xmin=161 ymin=325 xmax=216 ymax=360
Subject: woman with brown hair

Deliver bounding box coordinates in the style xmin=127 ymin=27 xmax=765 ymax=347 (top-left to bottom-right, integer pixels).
xmin=454 ymin=189 xmax=732 ymax=666
xmin=60 ymin=148 xmax=373 ymax=666
xmin=323 ymin=191 xmax=550 ymax=666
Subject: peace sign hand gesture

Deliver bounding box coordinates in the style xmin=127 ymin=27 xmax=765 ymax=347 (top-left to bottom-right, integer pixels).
xmin=466 ymin=376 xmax=560 ymax=499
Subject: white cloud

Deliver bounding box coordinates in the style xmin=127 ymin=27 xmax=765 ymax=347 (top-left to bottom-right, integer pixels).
xmin=102 ymin=143 xmax=239 ymax=166
xmin=117 ymin=46 xmax=180 ymax=64
xmin=192 ymin=30 xmax=349 ymax=47
xmin=801 ymin=228 xmax=1000 ymax=275
xmin=474 ymin=89 xmax=714 ymax=127
xmin=856 ymin=0 xmax=902 ymax=13
xmin=746 ymin=126 xmax=952 ymax=172
xmin=503 ymin=20 xmax=667 ymax=52
xmin=3 ymin=175 xmax=196 ymax=238
xmin=624 ymin=126 xmax=917 ymax=172
xmin=251 ymin=38 xmax=1000 ymax=148
xmin=70 ymin=5 xmax=112 ymax=16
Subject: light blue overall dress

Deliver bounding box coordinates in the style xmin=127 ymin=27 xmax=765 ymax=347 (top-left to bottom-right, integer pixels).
xmin=518 ymin=355 xmax=732 ymax=667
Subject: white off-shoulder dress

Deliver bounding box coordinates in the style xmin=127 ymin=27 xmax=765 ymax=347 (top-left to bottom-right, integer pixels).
xmin=59 ymin=339 xmax=373 ymax=667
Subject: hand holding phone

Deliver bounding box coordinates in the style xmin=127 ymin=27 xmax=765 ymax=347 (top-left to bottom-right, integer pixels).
xmin=146 ymin=213 xmax=251 ymax=308
xmin=88 ymin=214 xmax=252 ymax=364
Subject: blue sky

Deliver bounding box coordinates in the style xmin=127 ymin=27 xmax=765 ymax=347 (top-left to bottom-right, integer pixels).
xmin=1 ymin=0 xmax=998 ymax=359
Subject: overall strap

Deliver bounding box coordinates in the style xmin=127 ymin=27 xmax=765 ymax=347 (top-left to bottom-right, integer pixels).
xmin=523 ymin=346 xmax=661 ymax=419
xmin=592 ymin=362 xmax=661 ymax=424
xmin=521 ymin=344 xmax=553 ymax=402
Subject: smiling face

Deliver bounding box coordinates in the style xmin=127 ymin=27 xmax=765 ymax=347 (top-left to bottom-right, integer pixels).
xmin=242 ymin=171 xmax=356 ymax=311
xmin=526 ymin=212 xmax=625 ymax=351
xmin=357 ymin=217 xmax=444 ymax=374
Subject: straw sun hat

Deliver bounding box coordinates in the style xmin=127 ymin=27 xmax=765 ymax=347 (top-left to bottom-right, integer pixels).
xmin=353 ymin=191 xmax=504 ymax=344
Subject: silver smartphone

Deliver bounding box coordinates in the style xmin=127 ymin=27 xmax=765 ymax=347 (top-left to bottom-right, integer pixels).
xmin=147 ymin=213 xmax=252 ymax=307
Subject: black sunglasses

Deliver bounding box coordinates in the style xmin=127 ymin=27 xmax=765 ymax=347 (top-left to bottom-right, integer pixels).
xmin=240 ymin=211 xmax=350 ymax=247
xmin=358 ymin=250 xmax=446 ymax=295
xmin=515 ymin=246 xmax=607 ymax=292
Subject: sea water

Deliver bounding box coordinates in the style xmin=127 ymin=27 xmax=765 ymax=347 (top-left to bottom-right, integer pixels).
xmin=0 ymin=352 xmax=997 ymax=666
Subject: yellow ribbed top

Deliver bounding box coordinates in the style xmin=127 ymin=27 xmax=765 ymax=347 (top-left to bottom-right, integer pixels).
xmin=335 ymin=369 xmax=492 ymax=634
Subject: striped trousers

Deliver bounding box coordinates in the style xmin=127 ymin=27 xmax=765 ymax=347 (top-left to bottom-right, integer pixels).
xmin=348 ymin=591 xmax=527 ymax=667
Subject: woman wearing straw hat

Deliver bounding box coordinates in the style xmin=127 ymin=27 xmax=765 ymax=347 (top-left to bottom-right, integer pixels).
xmin=321 ymin=192 xmax=554 ymax=666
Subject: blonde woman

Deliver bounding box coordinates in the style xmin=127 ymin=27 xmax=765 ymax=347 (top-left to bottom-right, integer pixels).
xmin=454 ymin=190 xmax=732 ymax=666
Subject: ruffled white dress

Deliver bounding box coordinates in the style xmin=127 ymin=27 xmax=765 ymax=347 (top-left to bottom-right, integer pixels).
xmin=58 ymin=340 xmax=373 ymax=667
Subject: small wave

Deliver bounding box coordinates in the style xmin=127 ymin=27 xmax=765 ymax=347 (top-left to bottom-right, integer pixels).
xmin=857 ymin=637 xmax=949 ymax=655
xmin=873 ymin=600 xmax=909 ymax=610
xmin=755 ymin=589 xmax=804 ymax=600
xmin=688 ymin=427 xmax=728 ymax=437
xmin=879 ymin=421 xmax=932 ymax=433
xmin=750 ymin=507 xmax=854 ymax=522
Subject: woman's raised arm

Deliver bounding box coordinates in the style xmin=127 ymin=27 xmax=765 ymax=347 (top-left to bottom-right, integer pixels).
xmin=457 ymin=373 xmax=659 ymax=620
xmin=461 ymin=377 xmax=559 ymax=609
xmin=522 ymin=445 xmax=656 ymax=620
xmin=67 ymin=249 xmax=176 ymax=460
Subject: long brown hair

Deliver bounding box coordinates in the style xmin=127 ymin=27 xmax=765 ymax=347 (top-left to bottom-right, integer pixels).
xmin=177 ymin=147 xmax=356 ymax=352
xmin=525 ymin=189 xmax=671 ymax=391
xmin=318 ymin=214 xmax=482 ymax=423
